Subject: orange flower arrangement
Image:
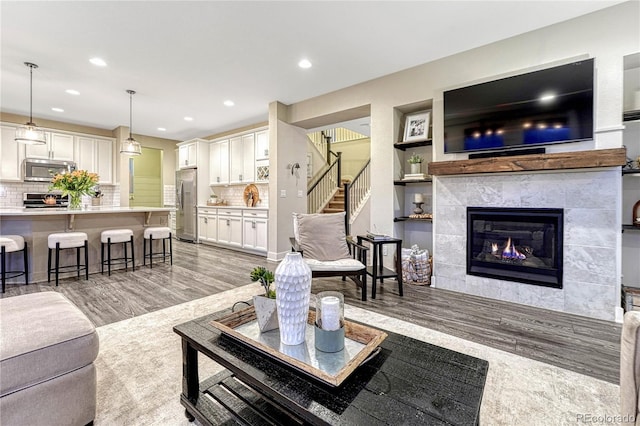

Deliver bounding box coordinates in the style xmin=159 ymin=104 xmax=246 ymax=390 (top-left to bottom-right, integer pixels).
xmin=49 ymin=170 xmax=99 ymax=209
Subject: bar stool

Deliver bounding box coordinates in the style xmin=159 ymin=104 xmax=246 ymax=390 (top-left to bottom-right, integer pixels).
xmin=48 ymin=232 xmax=89 ymax=286
xmin=143 ymin=227 xmax=172 ymax=268
xmin=101 ymin=229 xmax=135 ymax=276
xmin=0 ymin=235 xmax=28 ymax=293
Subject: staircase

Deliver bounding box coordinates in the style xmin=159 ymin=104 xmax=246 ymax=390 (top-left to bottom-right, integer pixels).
xmin=322 ymin=182 xmax=348 ymax=214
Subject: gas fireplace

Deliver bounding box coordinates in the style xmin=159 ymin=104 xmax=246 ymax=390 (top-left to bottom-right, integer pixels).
xmin=467 ymin=207 xmax=563 ymax=288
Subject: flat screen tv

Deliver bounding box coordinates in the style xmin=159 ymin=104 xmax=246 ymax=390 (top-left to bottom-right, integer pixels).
xmin=444 ymin=59 xmax=594 ymax=154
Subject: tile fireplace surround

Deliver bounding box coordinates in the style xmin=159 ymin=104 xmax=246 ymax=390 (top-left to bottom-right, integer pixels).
xmin=433 ymin=168 xmax=621 ymax=321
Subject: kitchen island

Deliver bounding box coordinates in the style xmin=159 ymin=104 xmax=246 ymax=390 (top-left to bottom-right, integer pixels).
xmin=0 ymin=207 xmax=173 ymax=283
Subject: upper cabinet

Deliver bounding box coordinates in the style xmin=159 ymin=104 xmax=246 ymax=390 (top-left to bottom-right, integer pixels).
xmin=209 ymin=127 xmax=268 ymax=186
xmin=25 ymin=131 xmax=74 ymax=161
xmin=1 ymin=122 xmax=115 ymax=183
xmin=255 ymin=130 xmax=269 ymax=160
xmin=230 ymin=134 xmax=255 ymax=184
xmin=178 ymin=140 xmax=199 ymax=168
xmin=76 ymin=136 xmax=115 ymax=184
xmin=209 ymin=140 xmax=230 ymax=185
xmin=0 ymin=125 xmax=25 ymax=181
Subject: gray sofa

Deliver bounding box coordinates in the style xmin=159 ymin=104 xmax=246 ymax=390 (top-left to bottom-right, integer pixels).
xmin=0 ymin=292 xmax=99 ymax=426
xmin=621 ymin=310 xmax=640 ymax=426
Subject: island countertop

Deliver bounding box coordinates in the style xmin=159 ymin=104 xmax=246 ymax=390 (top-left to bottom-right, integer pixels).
xmin=0 ymin=206 xmax=174 ymax=216
xmin=0 ymin=207 xmax=172 ymax=283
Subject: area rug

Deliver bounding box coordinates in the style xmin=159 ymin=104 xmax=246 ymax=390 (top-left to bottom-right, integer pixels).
xmin=94 ymin=283 xmax=619 ymax=425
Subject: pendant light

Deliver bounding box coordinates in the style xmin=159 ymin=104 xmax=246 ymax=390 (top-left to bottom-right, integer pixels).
xmin=15 ymin=62 xmax=47 ymax=145
xmin=120 ymin=89 xmax=142 ymax=156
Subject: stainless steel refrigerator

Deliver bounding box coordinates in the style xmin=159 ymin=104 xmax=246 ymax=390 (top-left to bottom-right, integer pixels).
xmin=176 ymin=168 xmax=197 ymax=242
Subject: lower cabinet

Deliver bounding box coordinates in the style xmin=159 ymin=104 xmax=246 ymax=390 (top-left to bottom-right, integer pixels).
xmin=243 ymin=212 xmax=268 ymax=252
xmin=217 ymin=210 xmax=243 ymax=247
xmin=198 ymin=209 xmax=217 ymax=243
xmin=198 ymin=207 xmax=268 ymax=254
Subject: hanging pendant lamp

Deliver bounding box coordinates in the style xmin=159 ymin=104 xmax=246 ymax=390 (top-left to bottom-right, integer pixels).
xmin=15 ymin=62 xmax=47 ymax=145
xmin=120 ymin=89 xmax=142 ymax=156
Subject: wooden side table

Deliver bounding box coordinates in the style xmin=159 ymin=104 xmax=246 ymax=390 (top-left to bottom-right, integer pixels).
xmin=357 ymin=235 xmax=403 ymax=299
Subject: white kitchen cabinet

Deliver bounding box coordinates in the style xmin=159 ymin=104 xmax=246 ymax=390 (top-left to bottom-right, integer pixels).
xmin=255 ymin=129 xmax=269 ymax=160
xmin=76 ymin=136 xmax=114 ymax=184
xmin=198 ymin=208 xmax=218 ymax=243
xmin=209 ymin=140 xmax=229 ymax=185
xmin=0 ymin=125 xmax=24 ymax=181
xmin=177 ymin=140 xmax=199 ymax=169
xmin=242 ymin=209 xmax=268 ymax=253
xmin=229 ymin=134 xmax=255 ymax=184
xmin=217 ymin=209 xmax=242 ymax=247
xmin=25 ymin=132 xmax=74 ymax=161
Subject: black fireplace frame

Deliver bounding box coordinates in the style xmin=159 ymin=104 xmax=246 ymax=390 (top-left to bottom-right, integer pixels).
xmin=466 ymin=207 xmax=564 ymax=289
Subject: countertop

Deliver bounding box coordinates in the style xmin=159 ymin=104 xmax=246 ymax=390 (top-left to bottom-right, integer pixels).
xmin=197 ymin=205 xmax=268 ymax=210
xmin=0 ymin=206 xmax=175 ymax=216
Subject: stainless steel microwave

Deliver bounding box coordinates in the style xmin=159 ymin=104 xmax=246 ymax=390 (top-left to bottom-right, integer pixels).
xmin=23 ymin=158 xmax=77 ymax=182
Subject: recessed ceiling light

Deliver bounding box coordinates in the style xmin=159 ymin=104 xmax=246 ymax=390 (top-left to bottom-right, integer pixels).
xmin=184 ymin=116 xmax=194 ymax=121
xmin=51 ymin=107 xmax=64 ymax=112
xmin=298 ymin=59 xmax=312 ymax=69
xmin=223 ymin=100 xmax=235 ymax=107
xmin=539 ymin=92 xmax=556 ymax=103
xmin=65 ymin=89 xmax=80 ymax=95
xmin=89 ymin=57 xmax=107 ymax=67
xmin=157 ymin=127 xmax=166 ymax=131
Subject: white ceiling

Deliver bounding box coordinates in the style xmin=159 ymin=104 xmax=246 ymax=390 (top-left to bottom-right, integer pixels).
xmin=0 ymin=1 xmax=625 ymax=141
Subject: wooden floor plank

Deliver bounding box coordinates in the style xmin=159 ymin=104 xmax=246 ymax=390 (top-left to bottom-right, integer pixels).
xmin=0 ymin=240 xmax=620 ymax=384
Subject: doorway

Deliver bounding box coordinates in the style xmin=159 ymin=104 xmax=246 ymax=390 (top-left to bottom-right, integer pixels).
xmin=129 ymin=147 xmax=163 ymax=207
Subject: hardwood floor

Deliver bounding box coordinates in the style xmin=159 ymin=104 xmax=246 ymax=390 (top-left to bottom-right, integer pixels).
xmin=0 ymin=239 xmax=620 ymax=384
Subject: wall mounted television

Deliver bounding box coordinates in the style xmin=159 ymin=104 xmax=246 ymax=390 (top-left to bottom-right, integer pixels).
xmin=444 ymin=58 xmax=594 ymax=154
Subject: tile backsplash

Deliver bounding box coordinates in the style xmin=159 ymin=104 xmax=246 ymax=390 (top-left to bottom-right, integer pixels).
xmin=0 ymin=182 xmax=120 ymax=208
xmin=209 ymin=184 xmax=269 ymax=207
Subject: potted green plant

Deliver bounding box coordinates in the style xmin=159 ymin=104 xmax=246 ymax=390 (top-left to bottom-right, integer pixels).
xmin=407 ymin=152 xmax=423 ymax=174
xmin=250 ymin=266 xmax=278 ymax=332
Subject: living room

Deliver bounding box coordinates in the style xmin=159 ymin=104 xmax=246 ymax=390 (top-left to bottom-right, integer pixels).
xmin=1 ymin=1 xmax=639 ymax=425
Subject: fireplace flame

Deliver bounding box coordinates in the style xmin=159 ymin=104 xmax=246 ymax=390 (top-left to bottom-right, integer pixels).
xmin=501 ymin=237 xmax=526 ymax=260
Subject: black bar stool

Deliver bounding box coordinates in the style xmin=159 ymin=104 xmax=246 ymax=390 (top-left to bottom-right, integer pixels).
xmin=101 ymin=229 xmax=135 ymax=276
xmin=0 ymin=235 xmax=28 ymax=293
xmin=47 ymin=232 xmax=89 ymax=286
xmin=143 ymin=227 xmax=172 ymax=268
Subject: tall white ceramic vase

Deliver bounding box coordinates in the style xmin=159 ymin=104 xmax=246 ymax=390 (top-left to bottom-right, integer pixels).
xmin=275 ymin=252 xmax=312 ymax=345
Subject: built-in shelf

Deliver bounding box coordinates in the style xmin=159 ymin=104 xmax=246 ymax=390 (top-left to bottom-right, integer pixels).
xmin=623 ymin=169 xmax=640 ymax=175
xmin=394 ymin=178 xmax=432 ymax=186
xmin=623 ymin=224 xmax=640 ymax=232
xmin=394 ymin=216 xmax=433 ymax=223
xmin=428 ymin=148 xmax=627 ymax=176
xmin=624 ymin=110 xmax=640 ymax=122
xmin=393 ymin=139 xmax=432 ymax=151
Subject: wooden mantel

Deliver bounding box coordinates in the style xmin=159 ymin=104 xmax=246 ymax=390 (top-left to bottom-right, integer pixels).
xmin=428 ymin=148 xmax=627 ymax=176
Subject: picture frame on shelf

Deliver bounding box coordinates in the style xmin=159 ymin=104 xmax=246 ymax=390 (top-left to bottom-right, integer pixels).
xmin=403 ymin=111 xmax=430 ymax=142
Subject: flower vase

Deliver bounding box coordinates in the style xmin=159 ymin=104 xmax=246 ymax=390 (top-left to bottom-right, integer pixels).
xmin=68 ymin=193 xmax=82 ymax=210
xmin=274 ymin=252 xmax=312 ymax=345
xmin=410 ymin=162 xmax=421 ymax=174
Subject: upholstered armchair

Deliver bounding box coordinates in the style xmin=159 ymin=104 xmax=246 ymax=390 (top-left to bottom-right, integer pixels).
xmin=290 ymin=212 xmax=369 ymax=301
xmin=621 ymin=310 xmax=640 ymax=426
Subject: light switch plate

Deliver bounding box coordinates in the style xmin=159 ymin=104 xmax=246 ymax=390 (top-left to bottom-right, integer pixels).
xmin=280 ymin=190 xmax=286 ymax=198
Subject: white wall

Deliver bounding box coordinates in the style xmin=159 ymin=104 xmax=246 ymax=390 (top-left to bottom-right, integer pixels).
xmin=268 ymin=102 xmax=309 ymax=260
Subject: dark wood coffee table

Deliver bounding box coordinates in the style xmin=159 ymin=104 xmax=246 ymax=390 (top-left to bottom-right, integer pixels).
xmin=173 ymin=308 xmax=488 ymax=425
